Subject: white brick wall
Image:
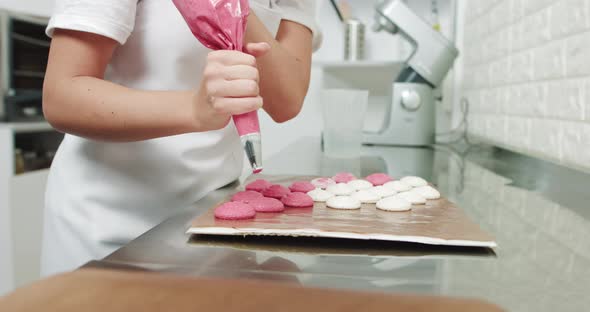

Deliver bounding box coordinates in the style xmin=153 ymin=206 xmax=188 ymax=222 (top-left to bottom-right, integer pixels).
xmin=462 ymin=0 xmax=590 ymax=171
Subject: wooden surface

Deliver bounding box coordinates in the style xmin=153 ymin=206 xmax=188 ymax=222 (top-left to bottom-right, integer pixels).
xmin=0 ymin=269 xmax=504 ymax=312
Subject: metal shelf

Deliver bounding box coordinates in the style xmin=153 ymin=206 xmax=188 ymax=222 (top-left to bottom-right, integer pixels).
xmin=0 ymin=121 xmax=53 ymax=133
xmin=13 ymin=70 xmax=45 ymax=78
xmin=13 ymin=168 xmax=50 ymax=177
xmin=11 ymin=33 xmax=50 ymax=48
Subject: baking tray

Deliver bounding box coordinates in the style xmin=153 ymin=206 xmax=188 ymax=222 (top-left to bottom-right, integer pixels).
xmin=188 ymin=175 xmax=497 ymax=248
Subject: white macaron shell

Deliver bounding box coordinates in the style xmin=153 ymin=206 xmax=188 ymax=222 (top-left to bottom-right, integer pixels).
xmin=384 ymin=180 xmax=413 ymax=192
xmin=396 ymin=191 xmax=426 ymax=204
xmin=411 ymin=185 xmax=441 ymax=200
xmin=400 ymin=176 xmax=428 ymax=187
xmin=351 ymin=190 xmax=381 ymax=204
xmin=371 ymin=186 xmax=397 ymax=198
xmin=326 ymin=196 xmax=362 ymax=210
xmin=376 ymin=196 xmax=412 ymax=212
xmin=326 ymin=183 xmax=355 ymax=196
xmin=347 ymin=179 xmax=373 ymax=191
xmin=307 ymin=188 xmax=335 ymax=202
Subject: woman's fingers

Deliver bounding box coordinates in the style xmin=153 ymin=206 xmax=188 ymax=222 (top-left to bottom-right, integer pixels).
xmin=245 ymin=42 xmax=271 ymax=58
xmin=207 ymin=42 xmax=270 ymax=67
xmin=199 ymin=47 xmax=268 ymax=126
xmin=208 ymin=79 xmax=259 ymax=98
xmin=211 ymin=96 xmax=263 ymax=115
xmin=208 ymin=50 xmax=257 ymax=66
xmin=223 ymin=65 xmax=259 ymax=82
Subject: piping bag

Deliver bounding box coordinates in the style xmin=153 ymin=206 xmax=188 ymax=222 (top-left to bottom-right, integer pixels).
xmin=173 ymin=0 xmax=263 ymax=173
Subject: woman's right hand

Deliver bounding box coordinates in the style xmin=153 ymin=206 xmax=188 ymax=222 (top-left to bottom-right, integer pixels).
xmin=194 ymin=43 xmax=270 ymax=131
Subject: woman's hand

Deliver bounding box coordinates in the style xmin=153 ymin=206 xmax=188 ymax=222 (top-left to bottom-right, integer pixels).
xmin=194 ymin=42 xmax=271 ymax=131
xmin=43 ymin=28 xmax=272 ymax=142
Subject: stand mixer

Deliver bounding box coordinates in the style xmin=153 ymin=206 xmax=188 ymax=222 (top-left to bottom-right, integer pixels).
xmin=363 ymin=0 xmax=459 ymax=146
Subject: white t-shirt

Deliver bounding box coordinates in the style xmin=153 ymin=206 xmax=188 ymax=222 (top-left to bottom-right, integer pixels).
xmin=41 ymin=0 xmax=321 ymax=276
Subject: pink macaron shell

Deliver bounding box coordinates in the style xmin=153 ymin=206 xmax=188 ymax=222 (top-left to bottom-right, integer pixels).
xmin=214 ymin=202 xmax=256 ymax=220
xmin=245 ymin=179 xmax=272 ymax=192
xmin=281 ymin=192 xmax=314 ymax=208
xmin=333 ymin=172 xmax=356 ymax=183
xmin=247 ymin=197 xmax=285 ymax=213
xmin=366 ymin=173 xmax=393 ymax=186
xmin=262 ymin=184 xmax=291 ymax=199
xmin=231 ymin=190 xmax=264 ymax=203
xmin=289 ymin=181 xmax=316 ymax=193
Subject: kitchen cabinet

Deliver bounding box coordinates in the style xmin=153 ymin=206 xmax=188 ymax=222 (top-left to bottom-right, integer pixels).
xmin=0 ymin=123 xmax=61 ymax=294
xmin=10 ymin=169 xmax=48 ymax=288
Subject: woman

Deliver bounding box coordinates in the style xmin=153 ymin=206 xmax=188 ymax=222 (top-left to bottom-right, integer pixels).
xmin=41 ymin=0 xmax=321 ymax=275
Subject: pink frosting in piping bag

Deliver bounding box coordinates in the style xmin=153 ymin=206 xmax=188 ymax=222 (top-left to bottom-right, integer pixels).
xmin=172 ymin=0 xmax=248 ymax=51
xmin=232 ymin=111 xmax=260 ymax=136
xmin=173 ymin=0 xmax=263 ymax=168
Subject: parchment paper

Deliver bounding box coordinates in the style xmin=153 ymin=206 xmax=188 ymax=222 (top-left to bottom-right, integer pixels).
xmin=188 ymin=176 xmax=497 ymax=248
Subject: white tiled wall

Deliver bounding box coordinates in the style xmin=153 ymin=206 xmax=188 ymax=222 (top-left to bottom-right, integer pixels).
xmin=462 ymin=0 xmax=590 ymax=171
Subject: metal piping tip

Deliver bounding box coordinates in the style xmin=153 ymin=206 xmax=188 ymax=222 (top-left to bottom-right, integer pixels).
xmin=241 ymin=133 xmax=263 ymax=174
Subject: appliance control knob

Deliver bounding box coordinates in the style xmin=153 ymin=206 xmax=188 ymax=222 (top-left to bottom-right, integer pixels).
xmin=400 ymin=90 xmax=421 ymax=111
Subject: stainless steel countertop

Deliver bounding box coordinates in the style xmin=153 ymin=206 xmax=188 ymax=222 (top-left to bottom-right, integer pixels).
xmin=93 ymin=137 xmax=590 ymax=312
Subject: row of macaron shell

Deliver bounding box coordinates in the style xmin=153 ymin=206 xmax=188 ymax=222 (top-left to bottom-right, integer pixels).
xmin=245 ymin=173 xmax=431 ymax=196
xmin=215 ymin=174 xmax=440 ymax=220
xmin=245 ymin=172 xmax=398 ymax=195
xmin=302 ymin=173 xmax=440 ymax=211
xmin=214 ymin=181 xmax=317 ymax=220
xmin=245 ymin=174 xmax=440 ymax=212
xmin=214 ymin=192 xmax=315 ymax=220
xmin=309 ymin=181 xmax=440 ymax=212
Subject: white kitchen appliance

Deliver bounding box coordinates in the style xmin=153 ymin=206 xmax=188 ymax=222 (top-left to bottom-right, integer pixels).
xmin=363 ymin=0 xmax=459 ymax=146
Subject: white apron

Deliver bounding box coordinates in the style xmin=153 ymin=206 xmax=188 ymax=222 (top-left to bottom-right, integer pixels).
xmin=41 ymin=0 xmax=323 ymax=276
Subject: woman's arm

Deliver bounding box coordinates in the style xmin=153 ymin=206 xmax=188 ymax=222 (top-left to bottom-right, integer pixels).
xmin=244 ymin=13 xmax=314 ymax=123
xmin=43 ymin=30 xmax=268 ymax=142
